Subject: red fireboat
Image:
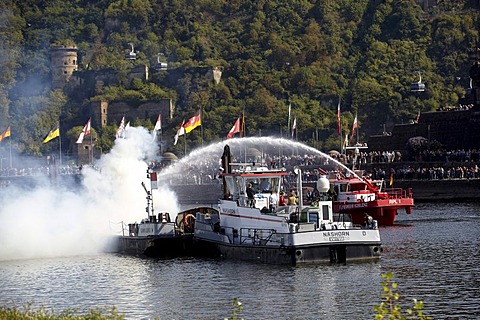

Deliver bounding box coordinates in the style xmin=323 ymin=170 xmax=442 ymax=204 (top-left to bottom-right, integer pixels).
xmin=328 ymin=173 xmax=413 ymax=226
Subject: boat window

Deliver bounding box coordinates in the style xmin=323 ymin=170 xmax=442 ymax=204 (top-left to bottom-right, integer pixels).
xmin=322 ymin=205 xmax=329 ymax=220
xmin=333 ymin=213 xmax=352 ymax=223
xmin=245 ymin=179 xmax=259 ymax=193
xmin=246 ymin=177 xmax=281 ymax=193
xmin=233 ymin=177 xmax=246 ymax=197
xmin=299 ymin=209 xmax=308 ymax=223
xmin=340 ymin=184 xmax=348 ymax=192
xmin=224 ymin=176 xmax=236 ymax=195
xmin=260 ymin=179 xmax=271 ymax=192
xmin=260 ymin=177 xmax=280 ymax=192
xmin=350 ymin=183 xmax=365 ymax=191
xmin=308 ymin=212 xmax=318 ymax=225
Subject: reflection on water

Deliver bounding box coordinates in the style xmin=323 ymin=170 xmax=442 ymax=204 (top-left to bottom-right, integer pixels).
xmin=1 ymin=202 xmax=479 ymax=319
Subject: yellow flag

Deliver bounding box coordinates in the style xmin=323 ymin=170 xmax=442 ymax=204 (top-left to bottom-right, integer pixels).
xmin=43 ymin=125 xmax=60 ymax=143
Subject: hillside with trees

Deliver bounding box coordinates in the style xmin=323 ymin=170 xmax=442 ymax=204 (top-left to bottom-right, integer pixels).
xmin=0 ymin=0 xmax=478 ymax=157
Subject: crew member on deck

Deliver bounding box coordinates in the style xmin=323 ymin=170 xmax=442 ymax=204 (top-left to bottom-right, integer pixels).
xmin=278 ymin=191 xmax=287 ymax=206
xmin=287 ymin=191 xmax=297 ymax=205
xmin=269 ymin=191 xmax=278 ymax=211
xmin=246 ymin=183 xmax=255 ymax=207
xmin=364 ymin=213 xmax=374 ymax=229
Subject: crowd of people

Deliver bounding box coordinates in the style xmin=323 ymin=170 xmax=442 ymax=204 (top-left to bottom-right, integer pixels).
xmin=0 ymin=164 xmax=80 ymax=177
xmin=2 ymin=147 xmax=480 ymax=186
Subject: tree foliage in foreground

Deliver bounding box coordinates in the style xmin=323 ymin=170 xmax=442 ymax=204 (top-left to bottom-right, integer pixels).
xmin=374 ymin=272 xmax=431 ymax=320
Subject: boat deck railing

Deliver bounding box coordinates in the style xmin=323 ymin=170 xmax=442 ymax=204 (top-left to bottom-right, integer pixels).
xmin=384 ymin=187 xmax=413 ymax=199
xmin=215 ymin=226 xmax=284 ymax=246
xmin=239 ymin=228 xmax=278 ymax=246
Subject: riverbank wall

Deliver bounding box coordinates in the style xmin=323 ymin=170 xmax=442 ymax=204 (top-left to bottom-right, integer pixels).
xmin=393 ymin=179 xmax=480 ymax=201
xmin=2 ymin=175 xmax=480 ymax=202
xmin=168 ymin=179 xmax=480 ymax=204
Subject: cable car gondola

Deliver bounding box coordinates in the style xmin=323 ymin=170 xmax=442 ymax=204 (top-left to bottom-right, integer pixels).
xmin=125 ymin=43 xmax=136 ymax=60
xmin=466 ymin=78 xmax=473 ymax=96
xmin=410 ymin=71 xmax=425 ymax=92
xmin=155 ymin=52 xmax=168 ymax=71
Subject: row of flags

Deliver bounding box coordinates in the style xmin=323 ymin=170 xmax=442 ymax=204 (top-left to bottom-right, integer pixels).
xmin=336 ymin=100 xmax=359 ymax=140
xmin=1 ymin=102 xmax=368 ymax=148
xmin=287 ymin=104 xmax=297 ymax=138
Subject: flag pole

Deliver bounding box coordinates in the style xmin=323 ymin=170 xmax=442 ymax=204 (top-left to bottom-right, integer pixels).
xmin=9 ymin=133 xmax=12 ymax=169
xmin=287 ymin=103 xmax=291 ymax=134
xmin=356 ymin=124 xmax=359 ymax=145
xmin=160 ymin=128 xmax=163 ymax=154
xmin=59 ymin=125 xmax=62 ymax=166
xmin=200 ymin=107 xmax=204 ymax=147
xmin=337 ymin=97 xmax=342 ymax=154
xmin=184 ymin=132 xmax=187 ymax=157
xmin=340 ymin=127 xmax=343 ymax=155
xmin=90 ymin=127 xmax=93 ymax=164
xmin=241 ymin=110 xmax=245 ymax=138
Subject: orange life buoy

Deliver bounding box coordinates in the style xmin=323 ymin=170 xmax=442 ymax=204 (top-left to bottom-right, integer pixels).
xmin=183 ymin=213 xmax=195 ymax=230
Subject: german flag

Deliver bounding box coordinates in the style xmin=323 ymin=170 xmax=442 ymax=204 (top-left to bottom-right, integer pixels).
xmin=183 ymin=110 xmax=201 ymax=133
xmin=0 ymin=126 xmax=11 ymax=142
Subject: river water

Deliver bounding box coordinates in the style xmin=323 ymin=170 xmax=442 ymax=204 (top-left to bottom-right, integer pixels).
xmin=0 ymin=201 xmax=479 ymax=320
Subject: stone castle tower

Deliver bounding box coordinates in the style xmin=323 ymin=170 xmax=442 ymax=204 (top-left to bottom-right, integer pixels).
xmin=50 ymin=45 xmax=78 ymax=90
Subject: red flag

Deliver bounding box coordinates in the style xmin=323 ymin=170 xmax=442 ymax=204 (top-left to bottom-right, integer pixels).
xmin=415 ymin=110 xmax=421 ymax=123
xmin=227 ymin=117 xmax=240 ymax=139
xmin=154 ymin=114 xmax=161 ymax=131
xmin=291 ymin=117 xmax=297 ymax=138
xmin=350 ymin=114 xmax=358 ymax=140
xmin=116 ymin=116 xmax=125 ymax=139
xmin=336 ymin=100 xmax=341 ymax=135
xmin=183 ymin=110 xmax=201 ymax=133
xmin=174 ymin=119 xmax=185 ymax=145
xmin=150 ymin=171 xmax=158 ymax=190
xmin=76 ymin=119 xmax=91 ymax=144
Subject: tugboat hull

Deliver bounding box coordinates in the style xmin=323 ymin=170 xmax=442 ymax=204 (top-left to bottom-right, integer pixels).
xmin=195 ymin=240 xmax=381 ymax=265
xmin=118 ymin=234 xmax=195 ymax=258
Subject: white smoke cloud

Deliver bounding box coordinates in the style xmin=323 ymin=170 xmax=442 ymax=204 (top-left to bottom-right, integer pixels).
xmin=0 ymin=126 xmax=180 ymax=261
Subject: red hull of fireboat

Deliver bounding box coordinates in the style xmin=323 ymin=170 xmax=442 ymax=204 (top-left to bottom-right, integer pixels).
xmin=333 ymin=198 xmax=414 ymax=226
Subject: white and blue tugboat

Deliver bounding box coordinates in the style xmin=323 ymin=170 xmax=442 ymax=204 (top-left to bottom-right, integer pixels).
xmin=193 ymin=145 xmax=382 ymax=265
xmin=118 ymin=169 xmax=215 ymax=258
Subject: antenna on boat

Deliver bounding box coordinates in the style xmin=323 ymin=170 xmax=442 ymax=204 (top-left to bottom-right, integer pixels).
xmin=142 ymin=169 xmax=154 ymax=220
xmin=294 ymin=166 xmax=303 ymax=212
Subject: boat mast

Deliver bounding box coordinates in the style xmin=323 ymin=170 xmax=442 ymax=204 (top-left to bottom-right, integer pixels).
xmin=221 ymin=145 xmax=232 ymax=199
xmin=141 ymin=169 xmax=154 ymax=220
xmin=294 ymin=167 xmax=303 ymax=212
